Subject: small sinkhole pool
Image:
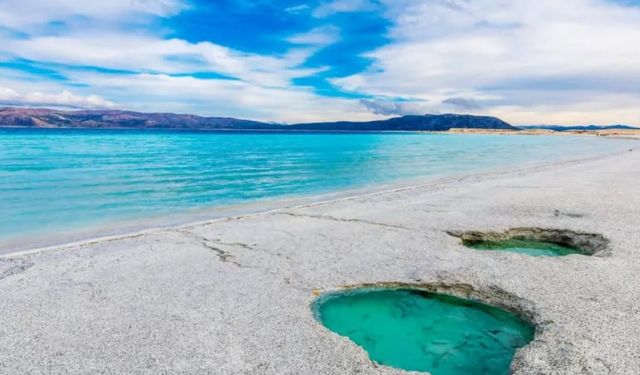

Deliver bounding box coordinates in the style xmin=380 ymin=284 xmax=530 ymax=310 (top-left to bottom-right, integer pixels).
xmin=448 ymin=228 xmax=609 ymax=257
xmin=463 ymin=239 xmax=579 ymax=257
xmin=313 ymin=288 xmax=535 ymax=374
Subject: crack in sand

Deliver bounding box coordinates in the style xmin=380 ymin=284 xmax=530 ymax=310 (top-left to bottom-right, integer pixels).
xmin=210 ymin=239 xmax=254 ymax=251
xmin=176 ymin=229 xmax=251 ymax=268
xmin=553 ymin=210 xmax=585 ymax=218
xmin=277 ymin=212 xmax=411 ymax=230
xmin=0 ymin=259 xmax=34 ymax=281
xmin=200 ymin=241 xmax=248 ymax=268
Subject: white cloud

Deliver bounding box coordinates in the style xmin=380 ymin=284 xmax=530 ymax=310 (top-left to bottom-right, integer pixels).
xmin=0 ymin=86 xmax=116 ymax=108
xmin=332 ymin=0 xmax=640 ymax=124
xmin=2 ymin=0 xmax=640 ymax=124
xmin=0 ymin=0 xmax=187 ymax=29
xmin=287 ymin=26 xmax=341 ymax=46
xmin=313 ymin=0 xmax=379 ymax=17
xmin=285 ymin=4 xmax=312 ymax=14
xmin=442 ymin=97 xmax=481 ymax=110
xmin=131 ymin=0 xmax=189 ymax=16
xmin=4 ymin=34 xmax=327 ymax=88
xmin=0 ymin=0 xmax=379 ymax=122
xmin=360 ymin=99 xmax=427 ymax=116
xmin=55 ymin=72 xmax=375 ymax=123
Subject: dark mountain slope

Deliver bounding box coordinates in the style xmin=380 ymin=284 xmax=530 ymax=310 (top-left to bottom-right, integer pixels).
xmin=0 ymin=107 xmax=516 ymax=131
xmin=291 ymin=114 xmax=515 ymax=131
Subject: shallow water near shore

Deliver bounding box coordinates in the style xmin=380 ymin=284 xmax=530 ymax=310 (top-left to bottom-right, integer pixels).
xmin=0 ymin=128 xmax=635 ymax=250
xmin=314 ymin=289 xmax=535 ymax=374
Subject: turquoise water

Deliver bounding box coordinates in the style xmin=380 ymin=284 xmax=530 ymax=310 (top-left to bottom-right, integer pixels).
xmin=314 ymin=289 xmax=535 ymax=374
xmin=0 ymin=128 xmax=634 ymax=248
xmin=464 ymin=239 xmax=580 ymax=257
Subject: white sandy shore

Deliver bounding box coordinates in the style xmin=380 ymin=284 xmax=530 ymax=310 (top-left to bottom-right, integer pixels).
xmin=1 ymin=148 xmax=640 ymax=374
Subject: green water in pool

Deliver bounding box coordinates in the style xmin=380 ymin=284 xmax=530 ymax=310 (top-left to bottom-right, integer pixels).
xmin=464 ymin=239 xmax=580 ymax=256
xmin=314 ymin=289 xmax=534 ymax=374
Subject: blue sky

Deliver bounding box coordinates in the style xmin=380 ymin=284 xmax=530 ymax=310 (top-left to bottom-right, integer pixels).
xmin=0 ymin=0 xmax=640 ymax=125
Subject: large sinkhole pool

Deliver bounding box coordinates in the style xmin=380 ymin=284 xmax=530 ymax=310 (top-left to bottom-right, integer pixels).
xmin=313 ymin=288 xmax=535 ymax=374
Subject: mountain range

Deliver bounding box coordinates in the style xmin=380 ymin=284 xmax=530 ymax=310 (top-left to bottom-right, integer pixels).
xmin=0 ymin=107 xmax=516 ymax=132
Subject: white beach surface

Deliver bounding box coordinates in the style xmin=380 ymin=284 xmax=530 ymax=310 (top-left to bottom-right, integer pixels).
xmin=1 ymin=147 xmax=640 ymax=374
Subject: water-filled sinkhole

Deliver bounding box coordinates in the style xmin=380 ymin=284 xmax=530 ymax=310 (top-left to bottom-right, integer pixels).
xmin=464 ymin=239 xmax=578 ymax=257
xmin=313 ymin=288 xmax=535 ymax=374
xmin=448 ymin=228 xmax=609 ymax=257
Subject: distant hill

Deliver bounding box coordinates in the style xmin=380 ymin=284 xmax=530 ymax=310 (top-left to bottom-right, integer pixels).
xmin=291 ymin=114 xmax=515 ymax=131
xmin=520 ymin=125 xmax=639 ymax=131
xmin=0 ymin=107 xmax=278 ymax=130
xmin=0 ymin=107 xmax=516 ymax=132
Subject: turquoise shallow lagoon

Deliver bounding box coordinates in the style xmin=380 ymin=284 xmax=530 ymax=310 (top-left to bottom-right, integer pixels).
xmin=0 ymin=128 xmax=635 ymax=249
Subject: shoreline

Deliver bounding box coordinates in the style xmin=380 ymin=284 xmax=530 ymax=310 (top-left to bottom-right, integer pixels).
xmin=444 ymin=127 xmax=640 ymax=139
xmin=1 ymin=146 xmax=640 ymax=373
xmin=3 ymin=125 xmax=640 ymax=138
xmin=2 ymin=143 xmax=636 ymax=258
